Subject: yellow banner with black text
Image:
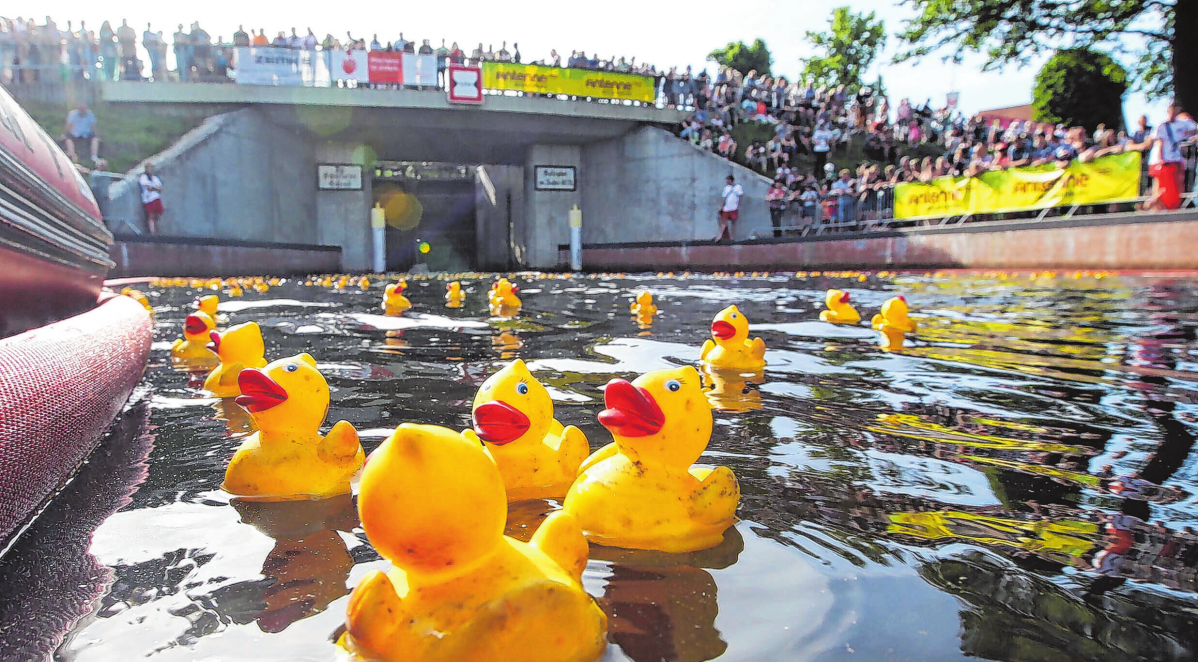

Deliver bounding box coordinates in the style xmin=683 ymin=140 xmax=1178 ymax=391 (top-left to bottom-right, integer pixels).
xmin=894 ymin=152 xmax=1142 ymax=219
xmin=482 ymin=63 xmax=656 ymax=102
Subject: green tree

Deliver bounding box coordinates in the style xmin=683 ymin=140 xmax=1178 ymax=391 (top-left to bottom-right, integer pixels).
xmin=707 ymin=39 xmax=772 ymax=76
xmin=894 ymin=0 xmax=1194 ymax=112
xmin=1032 ymin=49 xmax=1128 ymax=132
xmin=801 ymin=7 xmax=886 ymax=90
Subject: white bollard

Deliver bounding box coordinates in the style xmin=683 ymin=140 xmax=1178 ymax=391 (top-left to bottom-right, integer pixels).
xmin=371 ymin=203 xmax=386 ymax=273
xmin=568 ymin=204 xmax=582 ymax=272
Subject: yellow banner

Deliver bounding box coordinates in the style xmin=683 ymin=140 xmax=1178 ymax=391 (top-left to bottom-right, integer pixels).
xmin=482 ymin=63 xmax=656 ymax=102
xmin=894 ymin=152 xmax=1142 ymax=219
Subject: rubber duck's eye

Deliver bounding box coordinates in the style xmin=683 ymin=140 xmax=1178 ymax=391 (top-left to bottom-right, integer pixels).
xmin=516 ymin=382 xmax=530 ymax=395
xmin=285 ymin=364 xmax=299 ymax=373
xmin=730 ymin=313 xmax=739 ymax=319
xmin=665 ymin=380 xmax=682 ymax=392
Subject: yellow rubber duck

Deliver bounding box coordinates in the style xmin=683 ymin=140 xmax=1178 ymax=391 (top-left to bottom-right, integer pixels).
xmin=629 ymin=291 xmax=657 ymax=315
xmin=203 ymin=321 xmax=268 ymax=398
xmin=818 ymin=289 xmax=860 ymax=324
xmin=341 ymin=423 xmax=607 ymax=662
xmin=223 ymin=354 xmax=364 ymax=501
xmin=196 ymin=294 xmax=219 ymax=317
xmin=461 ymin=359 xmax=589 ymax=502
xmin=490 ymin=278 xmax=521 ymax=307
xmin=120 ymin=287 xmax=153 ymax=314
xmin=563 ymin=366 xmax=740 ymax=553
xmin=382 ymin=281 xmax=411 ymax=315
xmin=699 ymin=305 xmax=766 ymax=372
xmin=171 ymin=311 xmax=219 ymax=369
xmin=445 ymin=281 xmax=466 ymax=307
xmin=871 ymin=295 xmax=917 ymax=349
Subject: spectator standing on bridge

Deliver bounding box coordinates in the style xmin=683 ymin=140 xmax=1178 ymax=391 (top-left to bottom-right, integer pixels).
xmin=139 ymin=163 xmax=164 ymax=235
xmin=716 ymin=174 xmax=743 ymax=243
xmin=173 ymin=24 xmax=190 ymax=81
xmin=252 ymin=29 xmax=268 ymax=47
xmin=513 ymin=43 xmax=521 ymax=64
xmin=233 ymin=26 xmax=249 ymax=48
xmin=116 ymin=19 xmax=136 ymax=78
xmin=64 ymin=102 xmax=99 ymax=163
xmin=419 ymin=39 xmax=433 ymax=55
xmin=1144 ymin=101 xmax=1198 ymax=211
xmin=436 ymin=39 xmax=450 ymax=85
xmin=143 ymin=24 xmax=161 ymax=80
xmin=99 ymin=21 xmax=118 ymax=81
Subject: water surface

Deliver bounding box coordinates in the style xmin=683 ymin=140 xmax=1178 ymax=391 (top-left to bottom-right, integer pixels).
xmin=3 ymin=271 xmax=1198 ymax=662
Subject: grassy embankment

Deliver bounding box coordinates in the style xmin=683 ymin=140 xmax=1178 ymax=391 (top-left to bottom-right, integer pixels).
xmin=22 ymin=99 xmax=203 ymax=174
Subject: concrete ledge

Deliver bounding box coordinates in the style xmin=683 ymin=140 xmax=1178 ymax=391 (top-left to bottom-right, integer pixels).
xmin=559 ymin=211 xmax=1198 ymax=271
xmin=109 ymin=237 xmax=341 ymax=278
xmin=100 ymin=82 xmax=687 ymax=124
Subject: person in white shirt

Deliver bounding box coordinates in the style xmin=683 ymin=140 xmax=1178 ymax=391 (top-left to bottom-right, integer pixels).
xmin=716 ymin=174 xmax=743 ymax=243
xmin=830 ymin=169 xmax=856 ymax=225
xmin=1144 ymin=100 xmax=1197 ymax=211
xmin=138 ymin=162 xmax=164 ymax=234
xmin=812 ymin=122 xmax=832 ymax=175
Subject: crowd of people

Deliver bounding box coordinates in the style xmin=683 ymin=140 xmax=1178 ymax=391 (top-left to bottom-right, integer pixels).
xmin=673 ymin=65 xmax=1198 ymax=231
xmin=0 ymin=15 xmax=672 ymax=86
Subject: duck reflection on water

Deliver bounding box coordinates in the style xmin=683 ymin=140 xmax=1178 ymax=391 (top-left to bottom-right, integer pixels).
xmin=230 ymin=495 xmax=359 ymax=633
xmin=505 ymin=500 xmax=742 ymax=662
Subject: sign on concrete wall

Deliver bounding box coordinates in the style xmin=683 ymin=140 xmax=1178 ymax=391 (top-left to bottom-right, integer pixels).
xmin=317 ymin=164 xmax=363 ymax=190
xmin=534 ymin=166 xmax=576 ymax=191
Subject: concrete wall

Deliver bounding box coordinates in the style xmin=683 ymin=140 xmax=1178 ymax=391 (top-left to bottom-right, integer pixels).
xmin=107 ymin=109 xmax=317 ymax=243
xmin=110 ymin=238 xmax=341 ymax=277
xmin=523 ymin=145 xmax=581 ymax=269
xmin=475 ymin=166 xmax=524 ymax=270
xmin=565 ymin=212 xmax=1198 ymax=271
xmin=580 ymin=126 xmax=772 ymax=244
xmin=314 ymin=141 xmax=373 ymax=272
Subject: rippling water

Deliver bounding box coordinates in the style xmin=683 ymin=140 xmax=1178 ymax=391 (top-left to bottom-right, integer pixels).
xmin=4 ymin=271 xmax=1198 ymax=662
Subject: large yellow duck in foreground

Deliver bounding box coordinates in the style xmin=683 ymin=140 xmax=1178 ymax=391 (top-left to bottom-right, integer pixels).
xmin=462 ymin=360 xmax=589 ymax=502
xmin=223 ymin=353 xmax=364 ymax=501
xmin=699 ymin=305 xmax=766 ymax=372
xmin=819 ymin=289 xmax=861 ymax=324
xmin=203 ymin=321 xmax=268 ymax=397
xmin=871 ymin=295 xmax=917 ymax=349
xmin=341 ymin=423 xmax=608 ymax=662
xmin=171 ymin=311 xmax=219 ymax=369
xmin=445 ymin=281 xmax=466 ymax=307
xmin=563 ymin=366 xmax=740 ymax=553
xmin=382 ymin=281 xmax=411 ymax=315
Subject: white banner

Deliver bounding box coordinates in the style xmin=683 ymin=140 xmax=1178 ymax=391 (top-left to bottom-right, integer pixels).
xmin=235 ymin=47 xmax=304 ymax=86
xmin=330 ymin=50 xmax=370 ymax=83
xmin=402 ymin=53 xmax=439 ymax=87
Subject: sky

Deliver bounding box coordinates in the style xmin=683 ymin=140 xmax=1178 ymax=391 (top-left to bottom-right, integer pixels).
xmin=8 ymin=0 xmax=1169 ymax=125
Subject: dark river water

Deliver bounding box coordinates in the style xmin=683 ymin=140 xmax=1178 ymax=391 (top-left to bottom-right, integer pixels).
xmin=3 ymin=271 xmax=1198 ymax=662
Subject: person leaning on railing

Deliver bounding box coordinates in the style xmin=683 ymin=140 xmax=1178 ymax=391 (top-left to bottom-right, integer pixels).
xmin=1142 ymin=100 xmax=1198 ymax=211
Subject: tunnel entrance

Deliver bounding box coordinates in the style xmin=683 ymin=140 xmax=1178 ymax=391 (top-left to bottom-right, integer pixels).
xmin=372 ymin=162 xmax=477 ymax=272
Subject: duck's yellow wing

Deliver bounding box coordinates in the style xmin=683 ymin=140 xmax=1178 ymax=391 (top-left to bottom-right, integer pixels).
xmin=749 ymin=337 xmax=766 ymax=362
xmin=344 ymin=569 xmax=404 ymax=655
xmin=530 ymin=510 xmax=589 ymax=580
xmin=577 ymin=442 xmax=619 ymax=475
xmin=320 ymin=420 xmax=361 ymax=463
xmin=554 ymin=425 xmax=590 ymax=477
xmin=700 ymin=339 xmax=716 ymax=362
xmin=688 ymin=465 xmax=741 ymax=526
xmin=217 ymin=362 xmax=243 ymax=387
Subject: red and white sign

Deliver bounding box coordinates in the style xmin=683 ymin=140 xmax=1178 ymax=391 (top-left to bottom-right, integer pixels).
xmin=368 ymin=52 xmax=404 ymax=85
xmin=447 ymin=65 xmax=483 ymax=104
xmin=330 ymin=50 xmax=370 ymax=83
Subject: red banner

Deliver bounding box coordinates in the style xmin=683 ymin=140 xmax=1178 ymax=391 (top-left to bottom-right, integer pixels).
xmin=368 ymin=52 xmax=403 ymax=84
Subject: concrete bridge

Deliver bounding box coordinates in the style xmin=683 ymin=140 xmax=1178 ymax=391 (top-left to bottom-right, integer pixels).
xmin=100 ymin=82 xmax=773 ymax=272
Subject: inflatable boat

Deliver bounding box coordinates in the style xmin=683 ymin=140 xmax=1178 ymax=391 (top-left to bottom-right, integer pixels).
xmin=0 ymin=85 xmax=152 ymax=553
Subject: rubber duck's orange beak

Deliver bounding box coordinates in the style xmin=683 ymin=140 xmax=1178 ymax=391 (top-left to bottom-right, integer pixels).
xmin=599 ymin=379 xmax=664 ymax=437
xmin=207 ymin=330 xmax=221 ymax=353
xmin=235 ymin=369 xmax=289 ymax=412
xmin=839 ymin=292 xmax=851 ymax=303
xmin=472 ymin=401 xmax=530 ymax=445
xmin=185 ymin=315 xmax=207 ymax=335
xmin=711 ymin=320 xmax=736 ymax=339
